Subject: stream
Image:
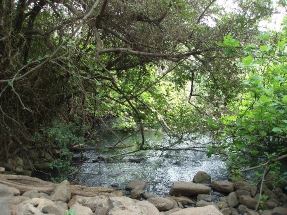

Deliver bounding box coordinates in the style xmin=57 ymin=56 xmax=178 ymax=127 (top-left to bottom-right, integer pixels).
xmin=72 ymin=130 xmax=228 ymax=195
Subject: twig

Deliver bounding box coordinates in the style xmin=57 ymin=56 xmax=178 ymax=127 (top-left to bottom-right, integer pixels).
xmin=255 ymin=166 xmax=269 ymax=211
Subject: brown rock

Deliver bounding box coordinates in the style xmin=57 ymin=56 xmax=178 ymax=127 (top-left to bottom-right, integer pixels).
xmin=212 ymin=181 xmax=234 ymax=194
xmin=51 ymin=180 xmax=71 ymax=202
xmin=126 ymin=180 xmax=147 ymax=191
xmin=196 ymin=200 xmax=214 ymax=207
xmin=22 ymin=190 xmax=50 ymax=199
xmin=109 ymin=196 xmax=160 ymax=215
xmin=70 ymin=203 xmax=93 ymax=215
xmin=197 ymin=194 xmax=212 ymax=202
xmin=170 ymin=182 xmax=211 ymax=196
xmin=221 ymin=207 xmax=232 ymax=215
xmin=237 ymin=204 xmax=248 ymax=213
xmin=238 ymin=195 xmax=258 ymax=210
xmin=148 ymin=197 xmax=176 ymax=211
xmin=236 ymin=189 xmax=251 ymax=197
xmin=193 ymin=171 xmax=211 ymax=184
xmin=230 ymin=208 xmax=239 ymax=215
xmin=170 ymin=196 xmax=194 ymax=206
xmin=68 ymin=195 xmax=111 ymax=212
xmin=272 ymin=207 xmax=287 ymax=215
xmin=130 ymin=188 xmax=144 ymax=199
xmin=234 ymin=181 xmax=251 ymax=191
xmin=245 ymin=209 xmax=259 ymax=215
xmin=265 ymin=199 xmax=278 ymax=209
xmin=168 ymin=205 xmax=223 ymax=215
xmin=217 ymin=201 xmax=229 ymax=209
xmin=0 ymin=184 xmax=20 ymax=197
xmin=142 ymin=192 xmax=157 ymax=199
xmin=17 ymin=198 xmax=66 ymax=215
xmin=227 ymin=192 xmax=238 ymax=208
xmin=164 ymin=208 xmax=182 ymax=215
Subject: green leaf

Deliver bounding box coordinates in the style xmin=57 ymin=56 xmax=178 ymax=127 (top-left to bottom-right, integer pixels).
xmin=272 ymin=127 xmax=282 ymax=133
xmin=259 ymin=45 xmax=269 ymax=52
xmin=223 ymin=34 xmax=240 ymax=47
xmin=242 ymin=55 xmax=254 ymax=66
xmin=282 ymin=95 xmax=287 ymax=104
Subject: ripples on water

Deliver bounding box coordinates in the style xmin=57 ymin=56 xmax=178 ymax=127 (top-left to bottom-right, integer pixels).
xmin=73 ymin=131 xmax=228 ymax=195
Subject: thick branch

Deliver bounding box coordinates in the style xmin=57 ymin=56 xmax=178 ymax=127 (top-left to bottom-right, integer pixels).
xmin=98 ymin=48 xmax=216 ymax=60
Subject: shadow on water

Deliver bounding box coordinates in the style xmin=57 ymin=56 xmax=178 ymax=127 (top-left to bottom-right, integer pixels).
xmin=72 ymin=130 xmax=228 ymax=195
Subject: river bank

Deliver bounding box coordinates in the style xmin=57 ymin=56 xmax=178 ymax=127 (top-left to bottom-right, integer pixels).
xmin=0 ymin=169 xmax=286 ymax=215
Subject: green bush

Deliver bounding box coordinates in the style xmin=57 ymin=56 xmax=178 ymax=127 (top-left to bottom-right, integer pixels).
xmin=34 ymin=120 xmax=87 ymax=181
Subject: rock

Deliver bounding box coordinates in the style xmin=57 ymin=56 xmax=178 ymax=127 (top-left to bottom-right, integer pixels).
xmin=217 ymin=201 xmax=229 ymax=209
xmin=164 ymin=208 xmax=182 ymax=215
xmin=148 ymin=197 xmax=176 ymax=211
xmin=126 ymin=180 xmax=147 ymax=191
xmin=70 ymin=203 xmax=93 ymax=215
xmin=221 ymin=207 xmax=232 ymax=215
xmin=272 ymin=207 xmax=287 ymax=215
xmin=261 ymin=209 xmax=273 ymax=215
xmin=0 ymin=197 xmax=11 ymax=215
xmin=230 ymin=208 xmax=239 ymax=215
xmin=197 ymin=194 xmax=212 ymax=202
xmin=265 ymin=199 xmax=278 ymax=209
xmin=262 ymin=186 xmax=278 ymax=201
xmin=168 ymin=205 xmax=223 ymax=215
xmin=22 ymin=190 xmax=50 ymax=199
xmin=68 ymin=195 xmax=111 ymax=212
xmin=235 ymin=189 xmax=251 ymax=197
xmin=211 ymin=181 xmax=234 ymax=194
xmin=51 ymin=180 xmax=71 ymax=202
xmin=238 ymin=195 xmax=258 ymax=209
xmin=170 ymin=182 xmax=211 ymax=196
xmin=17 ymin=198 xmax=66 ymax=215
xmin=55 ymin=201 xmax=68 ymax=211
xmin=109 ymin=196 xmax=160 ymax=215
xmin=245 ymin=209 xmax=259 ymax=215
xmin=70 ymin=195 xmax=160 ymax=215
xmin=219 ymin=197 xmax=227 ymax=202
xmin=0 ymin=167 xmax=5 ymax=173
xmin=0 ymin=184 xmax=20 ymax=197
xmin=142 ymin=192 xmax=157 ymax=199
xmin=196 ymin=200 xmax=213 ymax=207
xmin=42 ymin=204 xmax=64 ymax=215
xmin=130 ymin=188 xmax=144 ymax=199
xmin=227 ymin=192 xmax=238 ymax=207
xmin=9 ymin=196 xmax=30 ymax=205
xmin=234 ymin=181 xmax=252 ymax=191
xmin=170 ymin=196 xmax=194 ymax=206
xmin=193 ymin=171 xmax=211 ymax=184
xmin=237 ymin=204 xmax=248 ymax=214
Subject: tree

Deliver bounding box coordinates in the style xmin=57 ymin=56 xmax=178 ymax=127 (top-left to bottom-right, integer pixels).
xmin=0 ymin=0 xmax=274 ymax=168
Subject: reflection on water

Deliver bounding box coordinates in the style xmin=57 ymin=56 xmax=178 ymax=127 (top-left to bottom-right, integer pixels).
xmin=72 ymin=131 xmax=228 ymax=195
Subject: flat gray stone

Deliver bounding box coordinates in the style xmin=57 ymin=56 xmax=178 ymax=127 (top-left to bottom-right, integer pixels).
xmin=170 ymin=182 xmax=211 ymax=196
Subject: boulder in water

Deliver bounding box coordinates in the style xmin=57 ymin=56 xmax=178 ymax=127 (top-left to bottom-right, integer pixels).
xmin=126 ymin=180 xmax=147 ymax=191
xmin=193 ymin=171 xmax=211 ymax=184
xmin=170 ymin=181 xmax=211 ymax=196
xmin=211 ymin=180 xmax=234 ymax=194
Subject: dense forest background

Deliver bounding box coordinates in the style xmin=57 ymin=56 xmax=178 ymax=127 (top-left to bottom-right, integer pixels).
xmin=0 ymin=0 xmax=286 ymax=184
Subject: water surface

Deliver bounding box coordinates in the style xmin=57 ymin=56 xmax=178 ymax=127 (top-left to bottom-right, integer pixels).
xmin=73 ymin=131 xmax=227 ymax=195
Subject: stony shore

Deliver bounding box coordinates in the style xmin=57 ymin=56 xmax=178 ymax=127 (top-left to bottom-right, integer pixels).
xmin=0 ymin=170 xmax=286 ymax=215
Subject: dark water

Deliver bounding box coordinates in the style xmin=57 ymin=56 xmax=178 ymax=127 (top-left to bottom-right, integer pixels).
xmin=72 ymin=131 xmax=228 ymax=195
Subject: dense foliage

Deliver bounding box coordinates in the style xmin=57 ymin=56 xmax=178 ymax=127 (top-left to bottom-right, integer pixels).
xmin=0 ymin=0 xmax=286 ymax=181
xmin=211 ymin=23 xmax=287 ymax=182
